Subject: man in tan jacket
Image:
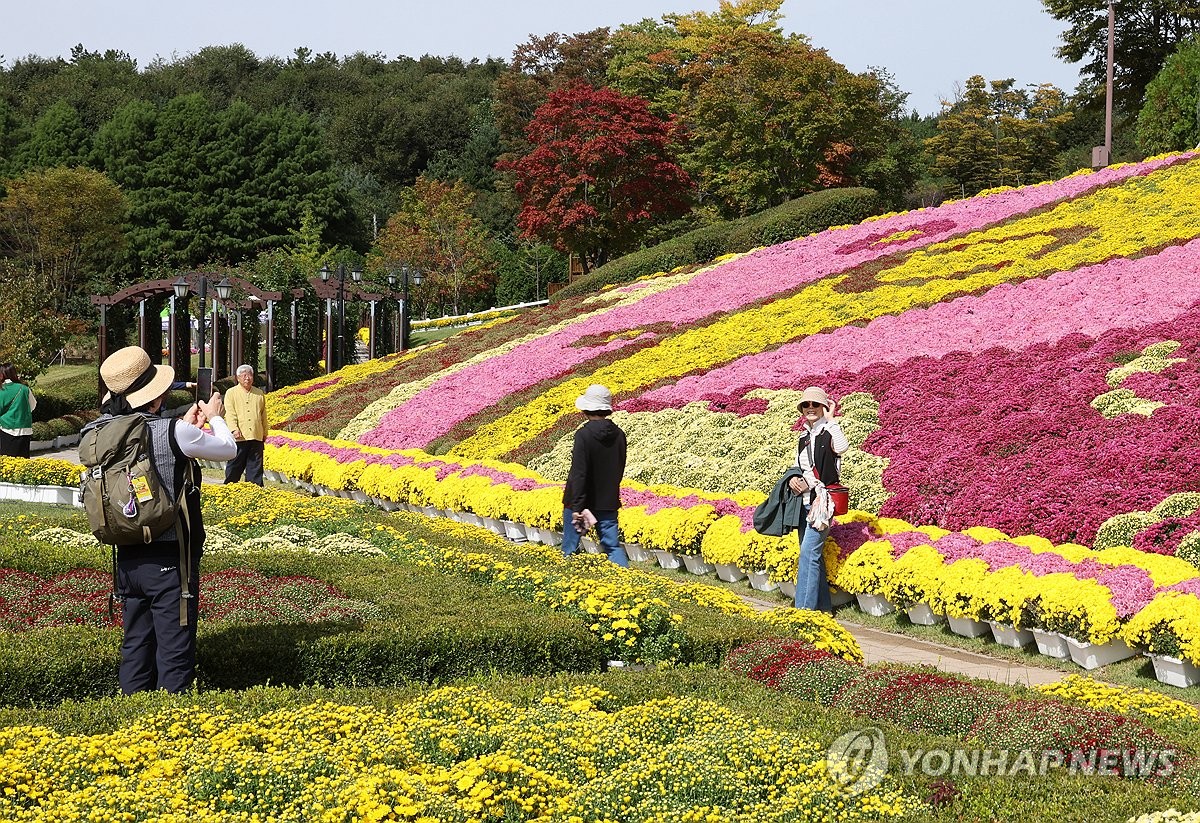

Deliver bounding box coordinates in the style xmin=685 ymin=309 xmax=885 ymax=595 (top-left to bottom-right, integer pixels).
xmin=223 ymin=364 xmax=268 ymax=486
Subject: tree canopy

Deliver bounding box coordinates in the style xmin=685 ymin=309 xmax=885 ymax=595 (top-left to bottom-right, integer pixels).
xmin=502 ymin=82 xmax=693 ymax=273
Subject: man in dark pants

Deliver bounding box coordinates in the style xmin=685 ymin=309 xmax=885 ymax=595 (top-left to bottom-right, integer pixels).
xmin=91 ymin=346 xmax=237 ymax=694
xmin=561 ymin=384 xmax=629 ymax=566
xmin=223 ymin=364 xmax=268 ymax=486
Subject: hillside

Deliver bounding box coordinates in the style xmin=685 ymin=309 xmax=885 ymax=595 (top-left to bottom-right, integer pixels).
xmin=269 ymin=151 xmax=1200 ymax=549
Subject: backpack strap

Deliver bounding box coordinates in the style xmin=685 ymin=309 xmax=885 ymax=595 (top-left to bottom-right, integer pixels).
xmin=168 ymin=418 xmax=195 ymax=628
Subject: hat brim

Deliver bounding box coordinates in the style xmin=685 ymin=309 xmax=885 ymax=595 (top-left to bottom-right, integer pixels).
xmin=123 ymin=365 xmax=176 ymax=409
xmin=575 ymin=396 xmax=612 ymax=412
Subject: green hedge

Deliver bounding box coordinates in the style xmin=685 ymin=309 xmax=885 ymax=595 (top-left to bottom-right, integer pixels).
xmin=552 ymin=187 xmax=881 ymax=301
xmin=0 ymin=551 xmax=604 ymax=706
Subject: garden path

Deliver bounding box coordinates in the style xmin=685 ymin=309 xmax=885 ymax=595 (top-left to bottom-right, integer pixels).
xmin=737 ymin=592 xmax=1063 ymax=687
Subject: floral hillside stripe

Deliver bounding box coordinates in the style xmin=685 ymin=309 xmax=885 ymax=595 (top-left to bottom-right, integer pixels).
xmin=636 ymin=237 xmax=1200 ymax=410
xmin=0 ymin=688 xmax=922 ymax=822
xmin=359 ymin=153 xmax=1195 ymax=453
xmin=446 ymin=155 xmax=1200 ymax=461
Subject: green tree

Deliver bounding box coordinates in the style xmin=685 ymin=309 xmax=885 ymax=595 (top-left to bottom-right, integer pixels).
xmin=677 ymin=30 xmax=914 ymax=215
xmin=926 ymin=75 xmax=1073 ymax=196
xmin=1137 ymin=35 xmax=1200 ymax=152
xmin=0 ymin=166 xmax=126 ymax=311
xmin=493 ymin=239 xmax=566 ymax=305
xmin=1042 ymin=0 xmax=1200 ymax=111
xmin=0 ymin=261 xmax=75 ymax=378
xmin=92 ymin=94 xmax=348 ymax=270
xmin=374 ymin=176 xmax=496 ymax=315
xmin=14 ymin=101 xmax=91 ymax=169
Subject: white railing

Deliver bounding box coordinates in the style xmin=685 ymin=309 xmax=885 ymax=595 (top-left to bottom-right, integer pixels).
xmin=411 ymin=300 xmax=549 ymax=330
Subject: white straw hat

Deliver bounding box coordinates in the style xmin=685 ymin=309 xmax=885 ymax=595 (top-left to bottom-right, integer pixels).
xmin=796 ymin=386 xmax=833 ymax=411
xmin=575 ymin=384 xmax=613 ymax=412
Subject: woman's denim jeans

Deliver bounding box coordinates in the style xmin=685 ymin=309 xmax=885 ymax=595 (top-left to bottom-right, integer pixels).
xmin=794 ymin=508 xmax=832 ymax=611
xmin=561 ymin=508 xmax=628 ymax=567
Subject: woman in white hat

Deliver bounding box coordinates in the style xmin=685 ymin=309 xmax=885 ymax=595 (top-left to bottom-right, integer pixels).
xmin=90 ymin=345 xmax=238 ymax=694
xmin=789 ymin=386 xmax=849 ymax=611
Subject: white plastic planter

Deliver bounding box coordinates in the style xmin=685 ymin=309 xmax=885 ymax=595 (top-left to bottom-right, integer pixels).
xmin=502 ymin=520 xmax=528 ymax=542
xmin=653 ymin=549 xmax=682 ymax=569
xmin=747 ymin=571 xmax=779 ymax=592
xmin=1030 ymin=628 xmax=1071 ymax=659
xmin=1146 ymin=653 xmax=1200 ymax=688
xmin=1064 ymin=635 xmax=1137 ymax=670
xmin=715 ymin=563 xmax=746 ymax=583
xmin=350 ymin=490 xmax=370 ymax=503
xmin=480 ymin=516 xmax=504 ymax=534
xmin=855 ymin=593 xmax=895 ymax=617
xmin=541 ymin=529 xmax=563 ymax=547
xmin=947 ymin=615 xmax=990 ymax=638
xmin=778 ymin=580 xmax=796 ymax=599
xmin=830 ymin=588 xmax=855 ymax=608
xmin=987 ymin=621 xmax=1035 ymax=648
xmin=681 ymin=553 xmax=714 ymax=575
xmin=580 ymin=536 xmax=604 ymax=554
xmin=906 ymin=603 xmax=945 ymax=626
xmin=623 ymin=542 xmax=652 ymax=563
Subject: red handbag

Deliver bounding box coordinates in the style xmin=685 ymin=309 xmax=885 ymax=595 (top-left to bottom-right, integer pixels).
xmin=812 ymin=463 xmax=849 ymax=515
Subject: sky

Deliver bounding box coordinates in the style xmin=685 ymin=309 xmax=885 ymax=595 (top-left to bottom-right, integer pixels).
xmin=1 ymin=0 xmax=1083 ymax=115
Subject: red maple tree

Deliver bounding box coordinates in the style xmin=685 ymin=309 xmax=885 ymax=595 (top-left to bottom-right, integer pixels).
xmin=501 ymin=82 xmax=693 ymax=274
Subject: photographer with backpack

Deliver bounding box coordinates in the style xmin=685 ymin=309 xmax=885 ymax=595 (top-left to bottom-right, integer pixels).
xmin=82 ymin=346 xmax=237 ymax=694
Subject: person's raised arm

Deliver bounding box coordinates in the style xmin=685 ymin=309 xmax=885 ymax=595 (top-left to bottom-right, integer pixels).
xmin=176 ymin=391 xmax=237 ymax=461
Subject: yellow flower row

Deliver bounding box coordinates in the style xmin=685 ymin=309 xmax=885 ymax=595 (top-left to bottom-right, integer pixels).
xmin=0 ymin=687 xmax=919 ymax=822
xmin=1036 ymin=674 xmax=1200 ymax=722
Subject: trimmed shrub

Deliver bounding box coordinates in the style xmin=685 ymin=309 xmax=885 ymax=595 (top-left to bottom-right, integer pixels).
xmin=832 ymin=667 xmax=1009 ymax=737
xmin=30 ymin=422 xmax=53 ymax=441
xmin=47 ymin=418 xmax=75 ymax=437
xmin=721 ymin=637 xmax=804 ymax=677
xmin=750 ymin=644 xmax=864 ymax=705
xmin=552 ymin=187 xmax=882 ymax=301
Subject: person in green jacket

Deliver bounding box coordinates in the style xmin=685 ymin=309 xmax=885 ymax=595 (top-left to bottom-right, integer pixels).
xmin=0 ymin=363 xmax=37 ymax=458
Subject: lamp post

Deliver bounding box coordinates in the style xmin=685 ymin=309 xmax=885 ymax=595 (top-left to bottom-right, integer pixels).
xmin=1092 ymin=0 xmax=1115 ymax=168
xmin=320 ymin=264 xmax=362 ymax=370
xmin=173 ymin=274 xmax=233 ymax=395
xmin=387 ymin=265 xmax=423 ymax=352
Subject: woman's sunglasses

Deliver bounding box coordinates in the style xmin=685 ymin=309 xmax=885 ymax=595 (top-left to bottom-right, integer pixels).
xmin=800 ymin=401 xmax=823 ymax=410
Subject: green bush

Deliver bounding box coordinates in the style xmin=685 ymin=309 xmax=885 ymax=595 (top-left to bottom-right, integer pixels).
xmin=30 ymin=422 xmax=53 ymax=441
xmin=551 ymin=187 xmax=882 ymax=301
xmin=47 ymin=418 xmax=75 ymax=437
xmin=832 ymin=667 xmax=1009 ymax=737
xmin=33 ymin=380 xmax=100 ymax=422
xmin=0 ymin=552 xmax=605 ymax=706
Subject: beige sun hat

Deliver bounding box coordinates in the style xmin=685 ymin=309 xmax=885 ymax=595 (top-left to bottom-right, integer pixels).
xmin=575 ymin=384 xmax=614 ymax=412
xmin=101 ymin=346 xmax=175 ymax=409
xmin=796 ymin=386 xmax=833 ymax=411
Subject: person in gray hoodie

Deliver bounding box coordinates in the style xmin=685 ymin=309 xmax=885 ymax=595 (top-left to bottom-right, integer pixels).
xmin=561 ymin=384 xmax=628 ymax=566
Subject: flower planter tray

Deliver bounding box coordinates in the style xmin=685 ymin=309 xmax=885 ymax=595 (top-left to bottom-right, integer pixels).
xmin=1064 ymin=635 xmax=1137 ymax=670
xmin=623 ymin=542 xmax=652 ymax=563
xmin=1146 ymin=653 xmax=1200 ymax=688
xmin=349 ymin=490 xmax=370 ymax=503
xmin=681 ymin=553 xmax=714 ymax=575
xmin=1030 ymin=628 xmax=1071 ymax=659
xmin=830 ymin=588 xmax=855 ymax=608
xmin=747 ymin=571 xmax=779 ymax=592
xmin=372 ymin=497 xmax=401 ymax=512
xmin=987 ymin=621 xmax=1034 ymax=648
xmin=947 ymin=615 xmax=990 ymax=638
xmin=906 ymin=603 xmax=945 ymax=626
xmin=480 ymin=516 xmax=504 ymax=534
xmin=778 ymin=580 xmax=796 ymax=599
xmin=855 ymin=593 xmax=894 ymax=617
xmin=653 ymin=549 xmax=682 ymax=570
xmin=540 ymin=528 xmax=563 ymax=547
xmin=502 ymin=520 xmax=528 ymax=542
xmin=580 ymin=536 xmax=604 ymax=554
xmin=715 ymin=563 xmax=746 ymax=583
